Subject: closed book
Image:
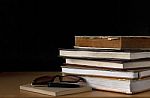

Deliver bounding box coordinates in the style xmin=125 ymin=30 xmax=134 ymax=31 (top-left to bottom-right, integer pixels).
xmin=20 ymin=84 xmax=92 ymax=96
xmin=81 ymin=76 xmax=150 ymax=94
xmin=62 ymin=65 xmax=150 ymax=79
xmin=60 ymin=48 xmax=150 ymax=59
xmin=75 ymin=36 xmax=150 ymax=49
xmin=65 ymin=58 xmax=150 ymax=69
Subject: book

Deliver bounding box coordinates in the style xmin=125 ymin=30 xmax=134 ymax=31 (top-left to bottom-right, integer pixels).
xmin=20 ymin=84 xmax=92 ymax=96
xmin=65 ymin=58 xmax=150 ymax=69
xmin=75 ymin=36 xmax=150 ymax=49
xmin=62 ymin=65 xmax=150 ymax=79
xmin=60 ymin=48 xmax=150 ymax=59
xmin=80 ymin=76 xmax=150 ymax=94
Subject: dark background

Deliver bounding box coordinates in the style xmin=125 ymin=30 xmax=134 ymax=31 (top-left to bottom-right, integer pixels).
xmin=0 ymin=0 xmax=150 ymax=71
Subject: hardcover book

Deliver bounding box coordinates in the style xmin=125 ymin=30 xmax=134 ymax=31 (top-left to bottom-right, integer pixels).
xmin=81 ymin=76 xmax=150 ymax=94
xmin=75 ymin=36 xmax=150 ymax=49
xmin=62 ymin=65 xmax=150 ymax=79
xmin=65 ymin=58 xmax=150 ymax=69
xmin=60 ymin=48 xmax=150 ymax=59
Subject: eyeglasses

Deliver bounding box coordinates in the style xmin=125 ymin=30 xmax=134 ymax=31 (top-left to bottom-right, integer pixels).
xmin=31 ymin=75 xmax=87 ymax=88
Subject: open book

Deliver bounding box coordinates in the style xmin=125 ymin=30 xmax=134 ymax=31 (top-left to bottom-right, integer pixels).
xmin=20 ymin=84 xmax=92 ymax=96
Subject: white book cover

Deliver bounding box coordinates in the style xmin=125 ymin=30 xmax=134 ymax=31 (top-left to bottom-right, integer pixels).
xmin=62 ymin=66 xmax=150 ymax=79
xmin=65 ymin=58 xmax=150 ymax=69
xmin=60 ymin=48 xmax=150 ymax=59
xmin=20 ymin=84 xmax=92 ymax=96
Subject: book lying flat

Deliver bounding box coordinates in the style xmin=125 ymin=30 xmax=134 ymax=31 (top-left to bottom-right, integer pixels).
xmin=60 ymin=48 xmax=150 ymax=59
xmin=75 ymin=36 xmax=150 ymax=49
xmin=81 ymin=76 xmax=150 ymax=94
xmin=65 ymin=58 xmax=150 ymax=69
xmin=62 ymin=65 xmax=150 ymax=79
xmin=20 ymin=84 xmax=92 ymax=96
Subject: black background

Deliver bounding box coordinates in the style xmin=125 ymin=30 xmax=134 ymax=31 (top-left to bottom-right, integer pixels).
xmin=0 ymin=0 xmax=150 ymax=71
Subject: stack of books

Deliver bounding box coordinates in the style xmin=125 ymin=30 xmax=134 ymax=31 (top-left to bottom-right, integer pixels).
xmin=59 ymin=36 xmax=150 ymax=94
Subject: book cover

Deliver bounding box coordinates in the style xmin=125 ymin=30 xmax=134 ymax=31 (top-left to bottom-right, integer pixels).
xmin=20 ymin=84 xmax=92 ymax=96
xmin=65 ymin=58 xmax=150 ymax=69
xmin=75 ymin=36 xmax=150 ymax=49
xmin=60 ymin=48 xmax=150 ymax=59
xmin=61 ymin=65 xmax=150 ymax=79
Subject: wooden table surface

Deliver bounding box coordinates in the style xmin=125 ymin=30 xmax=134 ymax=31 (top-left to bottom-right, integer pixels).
xmin=1 ymin=72 xmax=150 ymax=98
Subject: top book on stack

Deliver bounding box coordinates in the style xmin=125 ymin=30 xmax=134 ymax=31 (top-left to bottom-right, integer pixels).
xmin=75 ymin=36 xmax=150 ymax=49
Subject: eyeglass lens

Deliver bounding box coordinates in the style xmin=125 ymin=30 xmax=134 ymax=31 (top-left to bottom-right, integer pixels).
xmin=32 ymin=75 xmax=85 ymax=85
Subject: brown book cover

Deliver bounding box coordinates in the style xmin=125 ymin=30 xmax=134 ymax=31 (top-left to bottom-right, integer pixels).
xmin=75 ymin=36 xmax=150 ymax=49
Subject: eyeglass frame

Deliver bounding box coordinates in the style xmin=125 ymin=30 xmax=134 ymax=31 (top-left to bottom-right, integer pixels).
xmin=31 ymin=74 xmax=86 ymax=86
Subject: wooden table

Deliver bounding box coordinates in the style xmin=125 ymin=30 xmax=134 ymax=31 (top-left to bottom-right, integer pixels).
xmin=1 ymin=72 xmax=150 ymax=98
